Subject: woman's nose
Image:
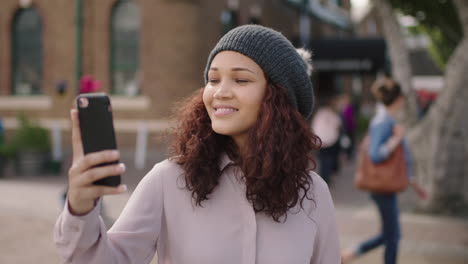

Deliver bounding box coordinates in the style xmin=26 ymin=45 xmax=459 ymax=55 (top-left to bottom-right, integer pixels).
xmin=213 ymin=81 xmax=233 ymax=99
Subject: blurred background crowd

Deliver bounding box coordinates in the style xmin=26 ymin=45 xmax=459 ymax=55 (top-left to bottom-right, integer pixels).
xmin=0 ymin=0 xmax=467 ymax=263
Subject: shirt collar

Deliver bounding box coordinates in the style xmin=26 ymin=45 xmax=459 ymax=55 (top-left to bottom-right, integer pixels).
xmin=219 ymin=152 xmax=235 ymax=171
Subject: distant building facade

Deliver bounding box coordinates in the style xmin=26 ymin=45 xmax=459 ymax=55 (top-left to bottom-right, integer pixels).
xmin=355 ymin=5 xmax=443 ymax=118
xmin=0 ymin=0 xmax=351 ymax=148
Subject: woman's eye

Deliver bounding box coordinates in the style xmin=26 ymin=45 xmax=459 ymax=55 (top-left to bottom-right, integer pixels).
xmin=208 ymin=79 xmax=220 ymax=84
xmin=235 ymin=79 xmax=250 ymax=84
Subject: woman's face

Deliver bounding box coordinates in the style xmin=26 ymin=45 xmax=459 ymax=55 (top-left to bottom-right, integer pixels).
xmin=203 ymin=51 xmax=267 ymax=149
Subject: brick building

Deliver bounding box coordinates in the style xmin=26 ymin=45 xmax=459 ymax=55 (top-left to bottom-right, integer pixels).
xmin=0 ymin=0 xmax=351 ymax=154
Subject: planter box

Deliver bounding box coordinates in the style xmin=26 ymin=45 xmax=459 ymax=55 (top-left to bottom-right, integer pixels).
xmin=14 ymin=150 xmax=50 ymax=176
xmin=0 ymin=155 xmax=6 ymax=177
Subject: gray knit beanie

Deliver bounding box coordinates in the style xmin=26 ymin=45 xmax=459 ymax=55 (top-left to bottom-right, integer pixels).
xmin=204 ymin=24 xmax=314 ymax=119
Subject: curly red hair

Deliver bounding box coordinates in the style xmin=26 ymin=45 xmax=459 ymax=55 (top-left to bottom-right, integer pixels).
xmin=170 ymin=82 xmax=321 ymax=222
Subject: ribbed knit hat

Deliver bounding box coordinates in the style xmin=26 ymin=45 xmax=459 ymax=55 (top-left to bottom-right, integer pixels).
xmin=204 ymin=24 xmax=314 ymax=119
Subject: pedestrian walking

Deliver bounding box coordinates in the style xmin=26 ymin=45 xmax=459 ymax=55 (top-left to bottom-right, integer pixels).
xmin=341 ymin=78 xmax=427 ymax=264
xmin=53 ymin=25 xmax=340 ymax=264
xmin=312 ymin=94 xmax=342 ymax=184
xmin=339 ymin=93 xmax=356 ymax=160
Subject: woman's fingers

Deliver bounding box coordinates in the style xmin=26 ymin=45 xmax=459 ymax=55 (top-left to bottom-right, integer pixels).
xmin=73 ymin=163 xmax=125 ymax=187
xmin=69 ymin=150 xmax=120 ymax=177
xmin=71 ymin=109 xmax=84 ymax=163
xmin=68 ymin=184 xmax=127 ymax=214
xmin=67 ymin=109 xmax=126 ymax=214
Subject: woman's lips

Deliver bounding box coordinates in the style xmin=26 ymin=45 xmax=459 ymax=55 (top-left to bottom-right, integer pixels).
xmin=214 ymin=107 xmax=238 ymax=117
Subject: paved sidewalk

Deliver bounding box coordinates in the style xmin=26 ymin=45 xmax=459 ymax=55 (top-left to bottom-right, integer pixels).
xmin=330 ymin=158 xmax=468 ymax=264
xmin=1 ymin=149 xmax=467 ymax=264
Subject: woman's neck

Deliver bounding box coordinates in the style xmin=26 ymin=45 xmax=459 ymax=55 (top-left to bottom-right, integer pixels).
xmin=386 ymin=105 xmax=399 ymax=118
xmin=232 ymin=135 xmax=247 ymax=156
xmin=385 ymin=97 xmax=403 ymax=118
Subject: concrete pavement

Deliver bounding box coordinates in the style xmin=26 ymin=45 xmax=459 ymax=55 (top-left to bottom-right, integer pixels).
xmin=0 ymin=149 xmax=467 ymax=264
xmin=331 ymin=157 xmax=468 ymax=264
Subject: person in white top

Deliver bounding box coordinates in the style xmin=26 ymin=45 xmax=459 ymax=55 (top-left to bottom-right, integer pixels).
xmin=312 ymin=95 xmax=342 ymax=184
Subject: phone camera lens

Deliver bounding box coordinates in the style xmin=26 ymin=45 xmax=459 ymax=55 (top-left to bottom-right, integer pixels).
xmin=78 ymin=97 xmax=89 ymax=108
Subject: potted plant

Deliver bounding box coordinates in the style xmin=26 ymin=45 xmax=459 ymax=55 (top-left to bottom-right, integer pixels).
xmin=8 ymin=114 xmax=51 ymax=176
xmin=0 ymin=121 xmax=4 ymax=176
xmin=0 ymin=145 xmax=9 ymax=177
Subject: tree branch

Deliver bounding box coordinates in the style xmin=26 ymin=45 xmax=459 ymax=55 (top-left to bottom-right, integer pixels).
xmin=453 ymin=0 xmax=468 ymax=36
xmin=372 ymin=0 xmax=419 ymax=125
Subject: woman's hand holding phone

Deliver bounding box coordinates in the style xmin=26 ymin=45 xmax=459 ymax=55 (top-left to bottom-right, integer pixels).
xmin=67 ymin=109 xmax=127 ymax=216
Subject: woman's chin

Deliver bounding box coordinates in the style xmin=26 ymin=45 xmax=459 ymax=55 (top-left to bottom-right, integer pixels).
xmin=212 ymin=126 xmax=234 ymax=136
xmin=211 ymin=125 xmax=243 ymax=137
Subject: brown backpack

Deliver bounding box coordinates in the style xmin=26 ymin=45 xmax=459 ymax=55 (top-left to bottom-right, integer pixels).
xmin=354 ymin=135 xmax=409 ymax=193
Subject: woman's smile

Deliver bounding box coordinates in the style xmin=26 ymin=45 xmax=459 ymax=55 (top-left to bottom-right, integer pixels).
xmin=213 ymin=105 xmax=239 ymax=117
xmin=203 ymin=50 xmax=267 ymax=149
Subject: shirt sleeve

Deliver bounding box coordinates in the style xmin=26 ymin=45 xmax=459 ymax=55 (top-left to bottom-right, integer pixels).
xmin=53 ymin=163 xmax=165 ymax=264
xmin=368 ymin=120 xmax=394 ymax=163
xmin=402 ymin=138 xmax=414 ymax=179
xmin=309 ymin=175 xmax=341 ymax=264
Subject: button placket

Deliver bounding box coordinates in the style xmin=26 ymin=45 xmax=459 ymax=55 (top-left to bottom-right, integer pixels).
xmin=227 ymin=167 xmax=257 ymax=264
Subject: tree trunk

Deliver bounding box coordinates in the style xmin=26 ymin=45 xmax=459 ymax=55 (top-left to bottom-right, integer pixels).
xmin=373 ymin=0 xmax=468 ymax=213
xmin=372 ymin=0 xmax=419 ymax=125
xmin=415 ymin=0 xmax=468 ymax=213
xmin=423 ymin=0 xmax=468 ymax=212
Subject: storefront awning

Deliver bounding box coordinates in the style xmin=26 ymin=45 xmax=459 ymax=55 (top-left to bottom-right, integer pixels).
xmin=309 ymin=38 xmax=387 ymax=73
xmin=286 ymin=0 xmax=351 ymax=29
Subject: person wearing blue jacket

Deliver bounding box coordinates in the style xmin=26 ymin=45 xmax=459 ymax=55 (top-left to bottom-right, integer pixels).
xmin=341 ymin=78 xmax=427 ymax=264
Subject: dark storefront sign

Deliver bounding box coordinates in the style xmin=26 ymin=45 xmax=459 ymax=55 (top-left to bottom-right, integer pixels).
xmin=309 ymin=38 xmax=387 ymax=73
xmin=286 ymin=0 xmax=351 ymax=29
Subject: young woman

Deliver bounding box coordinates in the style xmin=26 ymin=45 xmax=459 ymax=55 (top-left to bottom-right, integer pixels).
xmin=341 ymin=78 xmax=427 ymax=264
xmin=54 ymin=25 xmax=340 ymax=264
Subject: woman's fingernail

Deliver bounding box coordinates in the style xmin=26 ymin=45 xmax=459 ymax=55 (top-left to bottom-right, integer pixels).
xmin=118 ymin=184 xmax=127 ymax=192
xmin=119 ymin=163 xmax=126 ymax=172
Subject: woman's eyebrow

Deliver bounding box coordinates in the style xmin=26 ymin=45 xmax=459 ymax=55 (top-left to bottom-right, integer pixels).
xmin=232 ymin=67 xmax=255 ymax=74
xmin=209 ymin=67 xmax=256 ymax=74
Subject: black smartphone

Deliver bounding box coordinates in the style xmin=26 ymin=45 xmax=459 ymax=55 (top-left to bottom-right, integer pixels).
xmin=76 ymin=93 xmax=121 ymax=186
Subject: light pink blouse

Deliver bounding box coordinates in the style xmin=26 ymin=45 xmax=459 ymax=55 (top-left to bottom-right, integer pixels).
xmin=54 ymin=155 xmax=340 ymax=264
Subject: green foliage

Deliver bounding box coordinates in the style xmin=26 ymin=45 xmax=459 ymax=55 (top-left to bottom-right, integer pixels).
xmin=0 ymin=144 xmax=12 ymax=159
xmin=389 ymin=0 xmax=462 ymax=68
xmin=7 ymin=114 xmax=50 ymax=154
xmin=356 ymin=114 xmax=371 ymax=140
xmin=426 ymin=27 xmax=456 ymax=69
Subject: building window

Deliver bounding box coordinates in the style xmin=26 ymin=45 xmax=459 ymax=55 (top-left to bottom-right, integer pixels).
xmin=220 ymin=0 xmax=239 ymax=35
xmin=111 ymin=0 xmax=140 ymax=96
xmin=367 ymin=20 xmax=377 ymax=36
xmin=12 ymin=7 xmax=43 ymax=95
